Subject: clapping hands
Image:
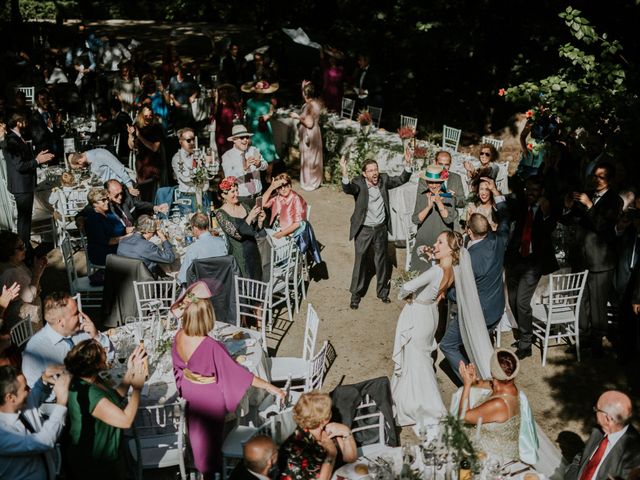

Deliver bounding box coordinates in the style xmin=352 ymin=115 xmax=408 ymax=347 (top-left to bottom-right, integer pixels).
xmin=0 ymin=282 xmax=20 ymax=309
xmin=459 ymin=361 xmax=478 ymax=387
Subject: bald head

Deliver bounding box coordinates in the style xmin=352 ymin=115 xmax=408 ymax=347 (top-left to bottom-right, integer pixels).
xmin=468 ymin=213 xmax=490 ymax=239
xmin=243 ymin=435 xmax=277 ymax=475
xmin=596 ymin=390 xmax=632 ymax=433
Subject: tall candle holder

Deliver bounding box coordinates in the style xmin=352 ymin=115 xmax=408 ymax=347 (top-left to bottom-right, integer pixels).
xmin=176 ymin=147 xmax=220 ymax=211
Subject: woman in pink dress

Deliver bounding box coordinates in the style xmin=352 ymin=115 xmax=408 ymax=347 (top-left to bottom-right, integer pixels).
xmin=320 ymin=48 xmax=344 ymax=112
xmin=171 ymin=282 xmax=284 ymax=477
xmin=290 ymin=81 xmax=323 ymax=191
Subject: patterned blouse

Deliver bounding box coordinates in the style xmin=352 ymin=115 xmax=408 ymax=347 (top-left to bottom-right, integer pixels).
xmin=278 ymin=428 xmax=327 ymax=480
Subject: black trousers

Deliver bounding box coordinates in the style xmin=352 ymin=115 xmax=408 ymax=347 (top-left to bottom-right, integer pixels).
xmin=580 ymin=269 xmax=614 ymax=341
xmin=506 ymin=258 xmax=542 ymax=349
xmin=350 ymin=224 xmax=390 ymax=300
xmin=13 ymin=192 xmax=34 ymax=250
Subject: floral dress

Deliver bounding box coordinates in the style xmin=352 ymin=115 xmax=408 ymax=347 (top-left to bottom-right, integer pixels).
xmin=278 ymin=428 xmax=329 ymax=480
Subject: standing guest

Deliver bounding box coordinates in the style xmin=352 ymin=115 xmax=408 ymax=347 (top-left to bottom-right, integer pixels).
xmin=221 ymin=44 xmax=244 ymax=88
xmin=168 ymin=63 xmax=197 ymax=130
xmin=242 ymin=81 xmax=279 ymax=178
xmin=340 ymin=154 xmax=411 ymax=309
xmin=464 ymin=143 xmax=500 ymax=182
xmin=84 ymin=187 xmax=132 ymax=267
xmin=466 ymin=178 xmax=497 ymax=231
xmin=22 ymin=292 xmax=113 ymax=388
xmin=64 ymin=339 xmax=147 ymax=480
xmin=101 ymin=36 xmax=132 ymax=73
xmin=561 ymin=162 xmax=622 ymax=357
xmin=68 ymin=148 xmax=139 ymax=195
xmin=320 ymin=47 xmax=344 ymax=113
xmin=110 ymin=99 xmax=133 ymax=163
xmin=137 ymin=75 xmax=171 ymax=131
xmin=506 ymin=176 xmax=557 ymax=359
xmin=127 ymin=105 xmax=164 ymax=201
xmin=117 ymin=215 xmax=175 ymax=276
xmin=2 ymin=114 xmax=55 ymax=253
xmin=230 ymin=435 xmax=278 ymax=480
xmin=278 ymin=392 xmax=357 ymax=480
xmin=0 ymin=231 xmax=47 ymax=329
xmin=243 ymin=52 xmax=275 ymax=83
xmin=216 ymin=177 xmax=265 ymax=280
xmin=434 ymin=150 xmax=466 ymax=209
xmin=171 ymin=282 xmax=284 ymax=478
xmin=176 ymin=213 xmax=228 ymax=285
xmin=411 ymin=165 xmax=456 ymax=272
xmin=29 ymin=89 xmax=63 ymax=158
xmin=352 ymin=53 xmax=383 ymax=110
xmin=172 ymin=127 xmax=214 ymax=213
xmin=214 ymin=85 xmax=243 ymax=157
xmin=565 ymin=390 xmax=640 ymax=479
xmin=221 ymin=124 xmax=268 ymax=209
xmin=0 ymin=365 xmax=71 ymax=480
xmin=290 ymin=80 xmax=324 ymax=191
xmin=111 ymin=61 xmax=140 ymax=113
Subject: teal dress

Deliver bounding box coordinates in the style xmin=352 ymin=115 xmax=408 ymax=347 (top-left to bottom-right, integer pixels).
xmin=245 ymin=97 xmax=278 ymax=163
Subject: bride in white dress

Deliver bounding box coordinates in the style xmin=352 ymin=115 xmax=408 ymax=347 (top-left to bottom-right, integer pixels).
xmin=391 ymin=231 xmax=462 ymax=427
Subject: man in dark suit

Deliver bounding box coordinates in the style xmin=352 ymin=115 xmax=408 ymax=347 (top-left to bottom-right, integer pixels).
xmin=565 ymin=390 xmax=640 ymax=480
xmin=116 ymin=215 xmax=175 ymax=276
xmin=2 ymin=114 xmax=54 ymax=253
xmin=29 ymin=89 xmax=64 ymax=160
xmin=561 ymin=162 xmax=622 ymax=356
xmin=353 ymin=53 xmax=383 ymax=110
xmin=230 ymin=435 xmax=278 ymax=480
xmin=340 ymin=154 xmax=411 ymax=309
xmin=441 ymin=177 xmax=509 ymax=381
xmin=506 ymin=175 xmax=558 ymax=358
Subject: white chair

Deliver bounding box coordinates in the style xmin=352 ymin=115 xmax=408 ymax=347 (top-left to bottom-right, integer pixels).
xmin=269 ymin=303 xmax=320 ymax=383
xmin=306 ymin=204 xmax=311 ymax=221
xmin=128 ymin=150 xmax=136 ymax=171
xmin=112 ymin=133 xmax=121 ymax=155
xmin=258 ymin=376 xmax=301 ymax=444
xmin=352 ymin=394 xmax=387 ymax=456
xmin=60 ymin=234 xmax=103 ymax=308
xmin=268 ymin=237 xmax=295 ymax=327
xmin=532 ymin=270 xmax=588 ymax=366
xmin=221 ymin=416 xmax=276 ymax=480
xmin=481 ymin=136 xmax=504 ymax=151
xmin=290 ymin=245 xmax=307 ymax=314
xmin=133 ymin=280 xmax=178 ymax=319
xmin=128 ymin=399 xmax=187 ymax=480
xmin=301 ymin=340 xmax=328 ymax=392
xmin=10 ymin=315 xmax=33 ymax=348
xmin=16 ymin=86 xmax=35 ymax=106
xmin=52 ymin=186 xmax=90 ymax=246
xmin=368 ymin=106 xmax=382 ymax=128
xmin=340 ymin=97 xmax=355 ymax=120
xmin=404 ymin=213 xmax=417 ymax=272
xmin=235 ymin=277 xmax=270 ymax=352
xmin=442 ymin=125 xmax=462 ymax=151
xmin=400 ymin=115 xmax=418 ymax=131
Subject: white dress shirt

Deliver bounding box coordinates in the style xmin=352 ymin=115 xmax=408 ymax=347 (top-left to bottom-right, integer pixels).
xmin=177 ymin=231 xmax=229 ymax=284
xmin=86 ymin=148 xmax=134 ymax=187
xmin=172 ymin=148 xmax=209 ymax=194
xmin=221 ymin=146 xmax=267 ymax=197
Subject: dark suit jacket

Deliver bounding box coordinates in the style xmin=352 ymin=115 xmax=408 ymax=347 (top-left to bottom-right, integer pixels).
xmin=29 ymin=109 xmax=63 ymax=157
xmin=444 ymin=171 xmax=466 ymax=209
xmin=354 ymin=66 xmax=383 ymax=107
xmin=564 ymin=425 xmax=640 ymax=480
xmin=468 ymin=200 xmax=510 ymax=324
xmin=343 ymin=170 xmax=411 ymax=241
xmin=560 ymin=190 xmax=622 ymax=272
xmin=614 ymin=226 xmax=638 ymax=299
xmin=506 ymin=201 xmax=558 ymax=275
xmin=78 ymin=191 xmax=154 ymax=226
xmin=3 ymin=130 xmax=38 ymax=194
xmin=116 ymin=232 xmax=175 ymax=273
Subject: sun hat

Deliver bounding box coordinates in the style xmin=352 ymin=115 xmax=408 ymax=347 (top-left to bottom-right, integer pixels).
xmin=420 ymin=165 xmax=445 ymax=183
xmin=240 ymin=80 xmax=279 ymax=94
xmin=490 ymin=348 xmax=520 ymax=381
xmin=227 ymin=124 xmax=254 ymax=142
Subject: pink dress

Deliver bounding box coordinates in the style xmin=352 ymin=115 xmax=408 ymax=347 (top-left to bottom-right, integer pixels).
xmin=172 ymin=334 xmax=253 ymax=474
xmin=264 ymin=192 xmax=307 ymax=229
xmin=322 ymin=65 xmax=344 ymax=112
xmin=298 ymin=100 xmax=323 ymax=191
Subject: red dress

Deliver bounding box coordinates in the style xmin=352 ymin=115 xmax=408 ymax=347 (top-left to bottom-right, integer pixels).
xmin=215 ymin=100 xmax=242 ymax=157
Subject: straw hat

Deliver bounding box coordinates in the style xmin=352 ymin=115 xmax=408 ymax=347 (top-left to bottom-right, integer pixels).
xmin=420 ymin=165 xmax=445 ymax=182
xmin=240 ymin=80 xmax=279 ymax=94
xmin=227 ymin=124 xmax=254 ymax=142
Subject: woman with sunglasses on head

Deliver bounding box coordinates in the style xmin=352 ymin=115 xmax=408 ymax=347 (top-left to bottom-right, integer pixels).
xmin=84 ymin=187 xmax=133 ymax=267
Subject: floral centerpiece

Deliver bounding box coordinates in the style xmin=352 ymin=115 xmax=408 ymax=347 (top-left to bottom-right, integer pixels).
xmin=398 ymin=126 xmax=416 ymax=140
xmin=357 ymin=110 xmax=373 ymax=137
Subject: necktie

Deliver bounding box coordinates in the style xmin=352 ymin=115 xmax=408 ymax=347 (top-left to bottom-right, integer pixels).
xmin=114 ymin=204 xmax=132 ymax=228
xmin=580 ymin=436 xmax=608 ymax=480
xmin=520 ymin=207 xmax=534 ymax=257
xmin=63 ymin=337 xmax=75 ymax=351
xmin=592 ymin=193 xmax=601 ymax=206
xmin=190 ymin=153 xmax=196 ymax=169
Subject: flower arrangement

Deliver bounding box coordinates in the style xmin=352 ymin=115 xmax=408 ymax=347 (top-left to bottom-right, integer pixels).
xmin=397 ymin=126 xmax=416 ymax=139
xmin=357 ymin=110 xmax=372 ymax=126
xmin=219 ymin=176 xmax=238 ymax=192
xmin=413 ymin=146 xmax=429 ymax=159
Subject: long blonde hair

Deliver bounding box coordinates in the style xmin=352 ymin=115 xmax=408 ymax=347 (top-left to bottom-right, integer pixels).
xmin=436 ymin=231 xmax=463 ymax=301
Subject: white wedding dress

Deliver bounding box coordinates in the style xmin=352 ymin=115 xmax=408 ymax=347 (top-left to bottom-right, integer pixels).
xmin=391 ymin=266 xmax=446 ymax=427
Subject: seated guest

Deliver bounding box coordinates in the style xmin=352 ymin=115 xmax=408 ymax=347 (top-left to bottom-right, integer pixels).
xmin=0 ymin=365 xmax=71 ymax=480
xmin=84 ymin=187 xmax=133 ymax=266
xmin=171 ymin=127 xmax=214 ymax=213
xmin=262 ymin=173 xmax=322 ymax=263
xmin=457 ymin=349 xmax=522 ymax=463
xmin=171 ymin=282 xmax=284 ymax=477
xmin=22 ymin=292 xmax=113 ymax=388
xmin=0 ymin=231 xmax=48 ymax=329
xmin=565 ymin=390 xmax=640 ymax=479
xmin=106 ymin=178 xmax=167 ymax=226
xmin=177 ymin=212 xmax=228 ymax=285
xmin=68 ymin=148 xmax=139 ymax=196
xmin=117 ymin=214 xmax=175 ymax=276
xmin=216 ymin=177 xmax=265 ymax=279
xmin=64 ymin=339 xmax=147 ymax=480
xmin=279 ymin=392 xmax=357 ymax=480
xmin=230 ymin=435 xmax=278 ymax=480
xmin=466 ymin=177 xmax=497 ymax=231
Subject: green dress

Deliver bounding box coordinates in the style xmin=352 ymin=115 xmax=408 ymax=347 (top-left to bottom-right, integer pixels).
xmin=245 ymin=97 xmax=278 ymax=163
xmin=66 ymin=378 xmax=128 ymax=480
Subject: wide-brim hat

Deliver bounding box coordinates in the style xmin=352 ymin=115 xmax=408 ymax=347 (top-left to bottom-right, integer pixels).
xmin=227 ymin=124 xmax=254 ymax=142
xmin=170 ymin=281 xmax=212 ymax=319
xmin=240 ymin=80 xmax=279 ymax=94
xmin=420 ymin=165 xmax=445 ymax=182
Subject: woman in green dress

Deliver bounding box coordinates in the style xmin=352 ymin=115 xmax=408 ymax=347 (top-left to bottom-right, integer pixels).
xmin=242 ymin=80 xmax=279 ymax=180
xmin=64 ymin=339 xmax=148 ymax=480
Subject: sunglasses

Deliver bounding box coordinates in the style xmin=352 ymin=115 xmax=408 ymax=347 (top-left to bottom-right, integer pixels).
xmin=98 ymin=197 xmax=109 ymax=203
xmin=480 ymin=152 xmax=491 ymax=157
xmin=182 ymin=137 xmax=195 ymax=143
xmin=277 ymin=184 xmax=291 ymax=189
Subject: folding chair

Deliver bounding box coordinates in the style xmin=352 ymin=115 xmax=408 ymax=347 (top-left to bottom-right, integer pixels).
xmin=481 ymin=136 xmax=504 ymax=151
xmin=442 ymin=125 xmax=462 ymax=151
xmin=368 ymin=106 xmax=382 ymax=128
xmin=340 ymin=97 xmax=355 ymax=120
xmin=400 ymin=115 xmax=418 ymax=131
